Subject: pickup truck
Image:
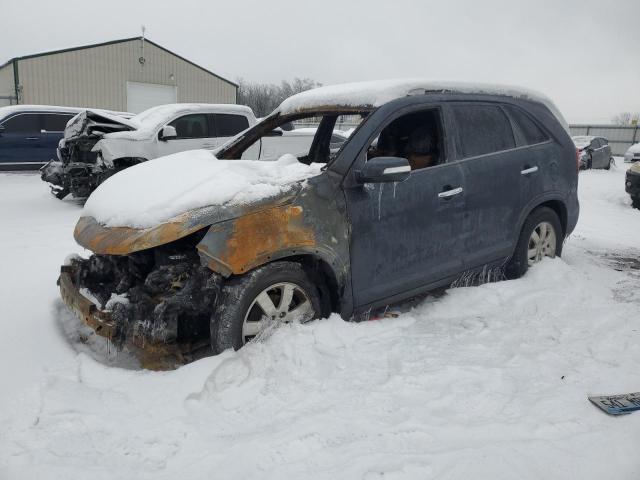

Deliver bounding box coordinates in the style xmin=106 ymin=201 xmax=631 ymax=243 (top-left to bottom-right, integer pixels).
xmin=41 ymin=103 xmax=327 ymax=198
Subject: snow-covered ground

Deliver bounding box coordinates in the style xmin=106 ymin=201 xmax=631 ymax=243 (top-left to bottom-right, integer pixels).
xmin=1 ymin=164 xmax=639 ymax=479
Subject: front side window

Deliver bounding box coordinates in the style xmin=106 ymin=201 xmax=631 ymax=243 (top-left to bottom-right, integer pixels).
xmin=41 ymin=114 xmax=74 ymax=132
xmin=214 ymin=114 xmax=250 ymax=137
xmin=451 ymin=104 xmax=515 ymax=158
xmin=169 ymin=114 xmax=209 ymax=138
xmin=1 ymin=114 xmax=40 ymax=133
xmin=367 ymin=109 xmax=443 ymax=171
xmin=503 ymin=105 xmax=548 ymax=146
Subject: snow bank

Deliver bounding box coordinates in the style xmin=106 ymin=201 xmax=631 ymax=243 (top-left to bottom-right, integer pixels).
xmin=2 ymin=165 xmax=640 ymax=479
xmin=82 ymin=150 xmax=323 ymax=228
xmin=277 ymin=79 xmax=570 ymax=132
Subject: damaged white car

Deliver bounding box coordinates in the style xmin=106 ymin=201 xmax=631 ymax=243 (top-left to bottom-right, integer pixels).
xmin=41 ymin=104 xmax=260 ymax=198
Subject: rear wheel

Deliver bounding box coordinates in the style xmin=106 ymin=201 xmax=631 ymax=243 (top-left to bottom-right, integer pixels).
xmin=632 ymin=196 xmax=640 ymax=210
xmin=604 ymin=157 xmax=613 ymax=170
xmin=211 ymin=261 xmax=321 ymax=353
xmin=506 ymin=207 xmax=563 ymax=279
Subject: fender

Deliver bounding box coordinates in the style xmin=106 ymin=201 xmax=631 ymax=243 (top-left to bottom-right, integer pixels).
xmin=196 ymin=203 xmax=347 ymax=280
xmin=515 ymin=191 xmax=569 ymax=238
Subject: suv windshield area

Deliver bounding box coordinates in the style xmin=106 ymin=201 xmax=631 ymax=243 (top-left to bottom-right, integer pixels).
xmin=217 ymin=110 xmax=370 ymax=164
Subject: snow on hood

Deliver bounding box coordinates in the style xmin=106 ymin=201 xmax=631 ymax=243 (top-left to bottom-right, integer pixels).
xmin=64 ymin=109 xmax=138 ymax=140
xmin=82 ymin=150 xmax=323 ymax=229
xmin=277 ymin=79 xmax=570 ymax=132
xmin=627 ymin=142 xmax=640 ymax=154
xmin=572 ymin=135 xmax=594 ymax=149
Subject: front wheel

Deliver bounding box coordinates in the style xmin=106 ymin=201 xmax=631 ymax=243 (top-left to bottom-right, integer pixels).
xmin=505 ymin=207 xmax=563 ymax=279
xmin=211 ymin=261 xmax=322 ymax=353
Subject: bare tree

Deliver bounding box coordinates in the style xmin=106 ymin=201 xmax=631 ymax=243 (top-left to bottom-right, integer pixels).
xmin=237 ymin=78 xmax=322 ymax=117
xmin=611 ymin=112 xmax=640 ymax=125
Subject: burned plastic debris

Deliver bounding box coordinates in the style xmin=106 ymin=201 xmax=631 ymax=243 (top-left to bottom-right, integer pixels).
xmin=69 ymin=234 xmax=222 ymax=349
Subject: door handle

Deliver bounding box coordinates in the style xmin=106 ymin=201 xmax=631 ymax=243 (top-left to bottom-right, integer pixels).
xmin=438 ymin=187 xmax=463 ymax=198
xmin=521 ymin=166 xmax=538 ymax=175
xmin=25 ymin=137 xmax=39 ymax=140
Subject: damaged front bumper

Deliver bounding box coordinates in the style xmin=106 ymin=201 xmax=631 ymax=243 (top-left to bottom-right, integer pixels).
xmin=58 ymin=247 xmax=223 ymax=368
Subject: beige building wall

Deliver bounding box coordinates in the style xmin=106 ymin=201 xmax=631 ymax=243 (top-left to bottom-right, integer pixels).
xmin=15 ymin=39 xmax=236 ymax=110
xmin=0 ymin=63 xmax=16 ymax=106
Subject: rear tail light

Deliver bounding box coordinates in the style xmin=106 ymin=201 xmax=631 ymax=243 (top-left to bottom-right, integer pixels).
xmin=576 ymin=148 xmax=580 ymax=171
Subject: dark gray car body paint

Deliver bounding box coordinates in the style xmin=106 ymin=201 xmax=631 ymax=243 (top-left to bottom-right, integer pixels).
xmin=196 ymin=92 xmax=578 ymax=318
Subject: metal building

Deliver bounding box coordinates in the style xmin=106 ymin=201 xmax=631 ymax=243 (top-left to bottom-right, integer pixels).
xmin=0 ymin=37 xmax=237 ymax=113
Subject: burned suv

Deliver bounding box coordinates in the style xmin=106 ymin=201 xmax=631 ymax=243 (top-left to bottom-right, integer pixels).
xmin=59 ymin=80 xmax=579 ymax=366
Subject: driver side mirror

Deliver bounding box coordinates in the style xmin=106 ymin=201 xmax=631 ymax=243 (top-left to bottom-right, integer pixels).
xmin=355 ymin=156 xmax=411 ymax=183
xmin=159 ymin=125 xmax=177 ymax=141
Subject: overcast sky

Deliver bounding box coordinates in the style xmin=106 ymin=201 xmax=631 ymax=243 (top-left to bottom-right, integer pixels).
xmin=1 ymin=0 xmax=638 ymax=123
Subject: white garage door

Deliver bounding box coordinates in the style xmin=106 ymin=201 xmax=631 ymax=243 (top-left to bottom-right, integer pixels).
xmin=126 ymin=82 xmax=177 ymax=114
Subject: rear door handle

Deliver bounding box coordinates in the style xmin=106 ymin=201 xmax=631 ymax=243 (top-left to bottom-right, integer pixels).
xmin=438 ymin=187 xmax=463 ymax=198
xmin=521 ymin=166 xmax=538 ymax=175
xmin=25 ymin=137 xmax=39 ymax=140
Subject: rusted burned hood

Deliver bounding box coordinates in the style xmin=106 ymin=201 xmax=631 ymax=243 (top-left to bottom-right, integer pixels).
xmin=74 ymin=188 xmax=301 ymax=255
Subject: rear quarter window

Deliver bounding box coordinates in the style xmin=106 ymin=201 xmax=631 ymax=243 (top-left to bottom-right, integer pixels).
xmin=42 ymin=113 xmax=75 ymax=132
xmin=450 ymin=104 xmax=515 ymax=158
xmin=214 ymin=114 xmax=249 ymax=137
xmin=502 ymin=105 xmax=549 ymax=146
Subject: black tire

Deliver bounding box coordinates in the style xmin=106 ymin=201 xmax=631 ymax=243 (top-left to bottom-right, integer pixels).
xmin=604 ymin=157 xmax=613 ymax=170
xmin=632 ymin=196 xmax=640 ymax=210
xmin=505 ymin=207 xmax=563 ymax=279
xmin=211 ymin=261 xmax=322 ymax=353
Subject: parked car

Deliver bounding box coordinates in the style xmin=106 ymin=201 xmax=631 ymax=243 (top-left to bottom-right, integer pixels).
xmin=0 ymin=105 xmax=85 ymax=170
xmin=572 ymin=135 xmax=614 ymax=170
xmin=623 ymin=142 xmax=640 ymax=163
xmin=626 ymin=161 xmax=640 ymax=209
xmin=58 ymin=80 xmax=578 ymax=365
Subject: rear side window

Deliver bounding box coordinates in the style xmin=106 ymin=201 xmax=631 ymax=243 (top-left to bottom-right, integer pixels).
xmin=451 ymin=104 xmax=515 ymax=158
xmin=214 ymin=114 xmax=249 ymax=137
xmin=42 ymin=114 xmax=74 ymax=132
xmin=1 ymin=114 xmax=40 ymax=133
xmin=503 ymin=105 xmax=548 ymax=146
xmin=591 ymin=138 xmax=602 ymax=148
xmin=169 ymin=114 xmax=209 ymax=138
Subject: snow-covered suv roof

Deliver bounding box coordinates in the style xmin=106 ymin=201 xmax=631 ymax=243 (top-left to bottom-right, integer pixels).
xmin=276 ymin=79 xmax=569 ymax=132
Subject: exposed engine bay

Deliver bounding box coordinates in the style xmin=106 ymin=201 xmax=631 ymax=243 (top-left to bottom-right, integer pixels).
xmin=41 ymin=110 xmax=135 ymax=198
xmin=65 ymin=233 xmax=222 ymax=354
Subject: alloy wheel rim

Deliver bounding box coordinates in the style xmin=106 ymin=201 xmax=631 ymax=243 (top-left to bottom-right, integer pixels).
xmin=242 ymin=282 xmax=314 ymax=344
xmin=527 ymin=221 xmax=557 ymax=266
